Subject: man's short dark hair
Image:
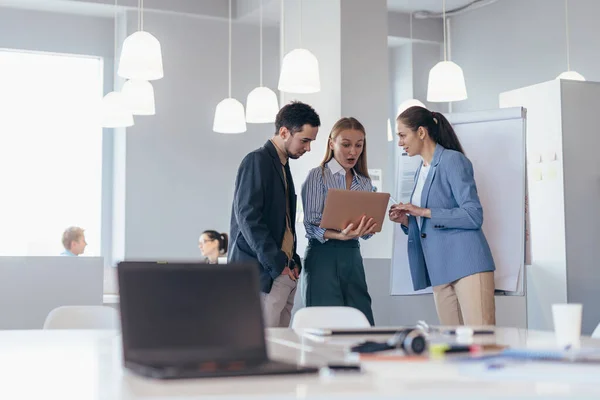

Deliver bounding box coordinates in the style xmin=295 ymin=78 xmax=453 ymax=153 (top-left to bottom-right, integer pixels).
xmin=275 ymin=101 xmax=321 ymax=135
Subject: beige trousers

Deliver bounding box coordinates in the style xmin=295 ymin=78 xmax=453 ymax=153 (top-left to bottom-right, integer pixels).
xmin=261 ymin=274 xmax=297 ymax=328
xmin=432 ymin=271 xmax=496 ymax=326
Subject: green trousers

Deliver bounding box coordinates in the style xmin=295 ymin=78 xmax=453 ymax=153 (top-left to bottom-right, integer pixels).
xmin=302 ymin=239 xmax=375 ymax=326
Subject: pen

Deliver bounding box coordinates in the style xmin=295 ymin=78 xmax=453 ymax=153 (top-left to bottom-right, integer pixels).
xmin=442 ymin=329 xmax=495 ymax=335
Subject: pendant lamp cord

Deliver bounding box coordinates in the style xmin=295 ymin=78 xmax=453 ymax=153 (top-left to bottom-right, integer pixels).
xmin=260 ymin=0 xmax=263 ymax=86
xmin=228 ymin=0 xmax=232 ymax=98
xmin=565 ymin=0 xmax=570 ymax=71
xmin=443 ymin=0 xmax=447 ymax=61
xmin=299 ymin=0 xmax=303 ymax=47
xmin=114 ymin=0 xmax=118 ymax=79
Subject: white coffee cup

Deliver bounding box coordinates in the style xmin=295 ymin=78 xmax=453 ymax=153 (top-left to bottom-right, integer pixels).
xmin=552 ymin=303 xmax=582 ymax=349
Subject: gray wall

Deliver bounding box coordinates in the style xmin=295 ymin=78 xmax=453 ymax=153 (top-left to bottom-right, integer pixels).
xmin=121 ymin=11 xmax=280 ymax=260
xmin=451 ymin=0 xmax=600 ymax=112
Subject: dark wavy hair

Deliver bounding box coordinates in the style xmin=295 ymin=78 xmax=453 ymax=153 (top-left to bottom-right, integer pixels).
xmin=275 ymin=101 xmax=321 ymax=135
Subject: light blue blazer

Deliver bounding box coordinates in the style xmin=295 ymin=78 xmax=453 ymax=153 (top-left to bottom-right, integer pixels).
xmin=401 ymin=144 xmax=495 ymax=290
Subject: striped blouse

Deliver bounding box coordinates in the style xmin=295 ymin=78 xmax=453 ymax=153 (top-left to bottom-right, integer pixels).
xmin=301 ymin=157 xmax=375 ymax=243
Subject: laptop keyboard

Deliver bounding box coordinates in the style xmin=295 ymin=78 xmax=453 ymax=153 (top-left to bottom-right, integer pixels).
xmin=131 ymin=359 xmax=317 ymax=379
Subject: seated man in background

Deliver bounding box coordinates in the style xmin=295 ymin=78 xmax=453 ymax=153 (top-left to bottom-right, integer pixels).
xmin=61 ymin=226 xmax=87 ymax=256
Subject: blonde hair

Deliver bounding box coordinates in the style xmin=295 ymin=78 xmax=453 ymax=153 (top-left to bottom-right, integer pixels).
xmin=320 ymin=117 xmax=369 ymax=178
xmin=62 ymin=226 xmax=84 ymax=250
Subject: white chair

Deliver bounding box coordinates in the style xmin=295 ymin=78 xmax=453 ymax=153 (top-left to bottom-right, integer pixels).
xmin=592 ymin=323 xmax=600 ymax=338
xmin=43 ymin=305 xmax=119 ymax=330
xmin=291 ymin=306 xmax=370 ymax=332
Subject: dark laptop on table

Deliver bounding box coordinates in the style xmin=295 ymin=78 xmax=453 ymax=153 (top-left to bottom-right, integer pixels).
xmin=117 ymin=261 xmax=318 ymax=379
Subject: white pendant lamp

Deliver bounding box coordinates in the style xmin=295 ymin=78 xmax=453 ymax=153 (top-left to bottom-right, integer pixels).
xmin=556 ymin=0 xmax=585 ymax=81
xmin=246 ymin=0 xmax=279 ymax=123
xmin=398 ymin=99 xmax=426 ymax=116
xmin=387 ymin=118 xmax=394 ymax=142
xmin=557 ymin=70 xmax=585 ymax=81
xmin=121 ymin=79 xmax=155 ymax=115
xmin=278 ymin=0 xmax=320 ymax=94
xmin=102 ymin=92 xmax=134 ymax=128
xmin=118 ymin=0 xmax=163 ymax=81
xmin=213 ymin=0 xmax=246 ymax=134
xmin=214 ymin=98 xmax=247 ymax=133
xmin=427 ymin=0 xmax=467 ymax=102
xmin=102 ymin=0 xmax=134 ymax=128
xmin=246 ymin=87 xmax=279 ymax=123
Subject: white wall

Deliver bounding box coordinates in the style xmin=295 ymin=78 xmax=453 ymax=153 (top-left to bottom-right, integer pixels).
xmin=451 ymin=0 xmax=600 ymax=112
xmin=388 ymin=11 xmax=443 ymax=42
xmin=412 ymin=42 xmax=448 ymax=113
xmin=389 ymin=44 xmax=413 ymax=124
xmin=281 ymin=0 xmax=394 ymax=259
xmin=340 ymin=0 xmax=391 ymax=258
xmin=388 ymin=41 xmax=447 ymax=120
xmin=0 ymin=6 xmax=115 ymax=266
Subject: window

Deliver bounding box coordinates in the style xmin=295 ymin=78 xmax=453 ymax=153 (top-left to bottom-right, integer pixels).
xmin=0 ymin=49 xmax=103 ymax=256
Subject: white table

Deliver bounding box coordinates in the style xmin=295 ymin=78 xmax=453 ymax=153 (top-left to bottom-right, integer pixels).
xmin=1 ymin=328 xmax=599 ymax=399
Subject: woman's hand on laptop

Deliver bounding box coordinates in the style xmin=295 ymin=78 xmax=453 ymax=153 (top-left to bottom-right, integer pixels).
xmin=338 ymin=216 xmax=376 ymax=240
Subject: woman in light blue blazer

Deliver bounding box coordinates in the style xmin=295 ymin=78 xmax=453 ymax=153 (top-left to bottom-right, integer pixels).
xmin=389 ymin=106 xmax=496 ymax=326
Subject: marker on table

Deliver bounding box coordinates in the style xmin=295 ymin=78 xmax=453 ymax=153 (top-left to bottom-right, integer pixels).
xmin=429 ymin=343 xmax=483 ymax=356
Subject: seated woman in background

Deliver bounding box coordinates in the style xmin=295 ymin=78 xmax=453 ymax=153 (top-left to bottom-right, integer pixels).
xmin=198 ymin=231 xmax=228 ymax=264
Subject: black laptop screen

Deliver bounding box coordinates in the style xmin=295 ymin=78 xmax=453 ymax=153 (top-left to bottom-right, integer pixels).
xmin=118 ymin=262 xmax=266 ymax=361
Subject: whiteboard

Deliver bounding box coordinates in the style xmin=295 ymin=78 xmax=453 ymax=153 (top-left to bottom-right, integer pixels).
xmin=391 ymin=108 xmax=526 ymax=295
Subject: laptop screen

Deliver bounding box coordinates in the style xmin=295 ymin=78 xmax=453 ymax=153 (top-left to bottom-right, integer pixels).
xmin=118 ymin=262 xmax=267 ymax=364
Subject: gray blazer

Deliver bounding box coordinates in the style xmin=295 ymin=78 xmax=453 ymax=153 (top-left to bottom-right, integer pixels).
xmin=402 ymin=144 xmax=495 ymax=290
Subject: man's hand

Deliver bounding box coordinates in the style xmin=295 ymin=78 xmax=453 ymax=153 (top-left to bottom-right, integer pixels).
xmin=281 ymin=266 xmax=297 ymax=281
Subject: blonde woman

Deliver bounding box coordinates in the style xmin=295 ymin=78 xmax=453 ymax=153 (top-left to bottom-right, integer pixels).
xmin=300 ymin=117 xmax=377 ymax=325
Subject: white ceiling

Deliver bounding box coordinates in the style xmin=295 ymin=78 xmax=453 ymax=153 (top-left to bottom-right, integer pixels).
xmin=387 ymin=0 xmax=475 ymax=13
xmin=0 ymin=0 xmax=482 ymax=25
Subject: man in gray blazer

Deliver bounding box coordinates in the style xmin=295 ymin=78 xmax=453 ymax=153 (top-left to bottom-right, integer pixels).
xmin=228 ymin=101 xmax=320 ymax=327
